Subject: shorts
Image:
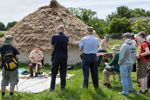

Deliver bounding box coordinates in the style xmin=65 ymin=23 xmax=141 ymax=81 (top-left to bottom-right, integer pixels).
xmin=1 ymin=68 xmax=19 ymax=86
xmin=136 ymin=59 xmax=148 ymax=79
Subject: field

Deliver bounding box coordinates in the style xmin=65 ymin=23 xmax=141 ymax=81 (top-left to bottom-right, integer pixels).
xmin=0 ymin=31 xmax=7 ymax=34
xmin=0 ymin=39 xmax=150 ymax=100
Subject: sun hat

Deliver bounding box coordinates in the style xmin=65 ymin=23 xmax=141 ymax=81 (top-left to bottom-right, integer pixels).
xmin=112 ymin=45 xmax=120 ymax=50
xmin=35 ymin=45 xmax=40 ymax=48
xmin=104 ymin=35 xmax=110 ymax=39
xmin=121 ymin=33 xmax=131 ymax=38
xmin=3 ymin=35 xmax=13 ymax=45
xmin=86 ymin=27 xmax=94 ymax=34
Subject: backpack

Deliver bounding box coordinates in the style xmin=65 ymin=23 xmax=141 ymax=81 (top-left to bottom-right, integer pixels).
xmin=141 ymin=41 xmax=150 ymax=60
xmin=3 ymin=46 xmax=18 ymax=70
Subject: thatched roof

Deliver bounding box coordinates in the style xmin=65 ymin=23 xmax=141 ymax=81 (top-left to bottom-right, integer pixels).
xmin=129 ymin=17 xmax=150 ymax=22
xmin=0 ymin=0 xmax=100 ymax=52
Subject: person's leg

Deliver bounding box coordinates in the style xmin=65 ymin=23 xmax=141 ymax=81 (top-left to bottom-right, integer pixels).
xmin=59 ymin=57 xmax=67 ymax=89
xmin=9 ymin=68 xmax=19 ymax=96
xmin=50 ymin=58 xmax=60 ymax=91
xmin=97 ymin=50 xmax=104 ymax=67
xmin=28 ymin=63 xmax=36 ymax=77
xmin=1 ymin=68 xmax=9 ymax=97
xmin=145 ymin=77 xmax=147 ymax=91
xmin=82 ymin=55 xmax=90 ymax=88
xmin=103 ymin=69 xmax=113 ymax=84
xmin=120 ymin=64 xmax=128 ymax=95
xmin=1 ymin=86 xmax=6 ymax=97
xmin=35 ymin=64 xmax=42 ymax=77
xmin=97 ymin=56 xmax=102 ymax=67
xmin=90 ymin=54 xmax=99 ymax=88
xmin=10 ymin=86 xmax=15 ymax=95
xmin=140 ymin=78 xmax=146 ymax=92
xmin=127 ymin=65 xmax=134 ymax=91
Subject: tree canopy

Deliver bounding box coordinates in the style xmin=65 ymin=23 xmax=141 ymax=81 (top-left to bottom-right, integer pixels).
xmin=0 ymin=22 xmax=5 ymax=30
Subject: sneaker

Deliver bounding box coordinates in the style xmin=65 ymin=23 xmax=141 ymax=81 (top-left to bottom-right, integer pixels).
xmin=137 ymin=83 xmax=141 ymax=87
xmin=137 ymin=90 xmax=146 ymax=94
xmin=118 ymin=92 xmax=128 ymax=96
xmin=30 ymin=75 xmax=33 ymax=77
xmin=107 ymin=84 xmax=112 ymax=88
xmin=35 ymin=73 xmax=38 ymax=77
xmin=145 ymin=89 xmax=148 ymax=93
xmin=103 ymin=83 xmax=109 ymax=88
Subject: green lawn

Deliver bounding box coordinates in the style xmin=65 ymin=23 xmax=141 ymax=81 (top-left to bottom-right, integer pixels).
xmin=1 ymin=39 xmax=150 ymax=100
xmin=1 ymin=63 xmax=150 ymax=100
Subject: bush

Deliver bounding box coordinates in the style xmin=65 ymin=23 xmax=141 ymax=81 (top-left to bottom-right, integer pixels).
xmin=0 ymin=32 xmax=5 ymax=37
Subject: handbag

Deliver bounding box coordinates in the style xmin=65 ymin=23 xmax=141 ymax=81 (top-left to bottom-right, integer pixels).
xmin=105 ymin=65 xmax=113 ymax=72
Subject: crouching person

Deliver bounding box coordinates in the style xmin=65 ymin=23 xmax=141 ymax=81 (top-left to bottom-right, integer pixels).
xmin=103 ymin=45 xmax=120 ymax=88
xmin=29 ymin=45 xmax=43 ymax=77
xmin=0 ymin=35 xmax=20 ymax=97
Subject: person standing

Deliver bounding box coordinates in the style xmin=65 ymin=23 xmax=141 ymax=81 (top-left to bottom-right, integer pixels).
xmin=49 ymin=25 xmax=69 ymax=91
xmin=118 ymin=33 xmax=136 ymax=95
xmin=0 ymin=35 xmax=20 ymax=97
xmin=97 ymin=35 xmax=110 ymax=67
xmin=79 ymin=27 xmax=99 ymax=89
xmin=136 ymin=31 xmax=149 ymax=94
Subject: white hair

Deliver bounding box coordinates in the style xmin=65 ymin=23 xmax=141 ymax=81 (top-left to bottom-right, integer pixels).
xmin=58 ymin=25 xmax=65 ymax=30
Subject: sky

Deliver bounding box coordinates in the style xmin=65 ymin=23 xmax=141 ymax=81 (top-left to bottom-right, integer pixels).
xmin=1 ymin=0 xmax=150 ymax=25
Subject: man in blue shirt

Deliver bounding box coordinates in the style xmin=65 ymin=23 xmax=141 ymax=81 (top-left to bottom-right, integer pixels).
xmin=49 ymin=25 xmax=69 ymax=91
xmin=79 ymin=27 xmax=99 ymax=89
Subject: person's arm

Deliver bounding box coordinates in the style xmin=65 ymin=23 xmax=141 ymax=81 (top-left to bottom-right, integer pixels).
xmin=136 ymin=43 xmax=150 ymax=59
xmin=118 ymin=45 xmax=126 ymax=65
xmin=107 ymin=53 xmax=119 ymax=66
xmin=37 ymin=51 xmax=44 ymax=61
xmin=50 ymin=35 xmax=55 ymax=49
xmin=13 ymin=46 xmax=20 ymax=60
xmin=79 ymin=38 xmax=85 ymax=51
xmin=99 ymin=40 xmax=104 ymax=49
xmin=15 ymin=55 xmax=20 ymax=60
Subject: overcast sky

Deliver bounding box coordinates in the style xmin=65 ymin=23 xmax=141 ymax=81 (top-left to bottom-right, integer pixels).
xmin=0 ymin=0 xmax=150 ymax=25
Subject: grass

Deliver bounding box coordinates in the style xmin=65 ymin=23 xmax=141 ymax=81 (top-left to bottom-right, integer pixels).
xmin=1 ymin=63 xmax=150 ymax=100
xmin=1 ymin=39 xmax=150 ymax=100
xmin=0 ymin=31 xmax=7 ymax=34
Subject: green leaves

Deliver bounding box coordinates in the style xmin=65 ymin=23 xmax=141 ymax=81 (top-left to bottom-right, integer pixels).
xmin=131 ymin=18 xmax=150 ymax=34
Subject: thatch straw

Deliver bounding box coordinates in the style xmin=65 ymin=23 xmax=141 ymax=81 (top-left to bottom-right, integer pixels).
xmin=0 ymin=0 xmax=101 ymax=52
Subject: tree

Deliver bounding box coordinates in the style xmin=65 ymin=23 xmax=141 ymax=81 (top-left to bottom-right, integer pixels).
xmin=88 ymin=17 xmax=107 ymax=36
xmin=106 ymin=12 xmax=120 ymax=23
xmin=68 ymin=7 xmax=107 ymax=36
xmin=108 ymin=17 xmax=131 ymax=33
xmin=0 ymin=22 xmax=5 ymax=30
xmin=68 ymin=7 xmax=97 ymax=25
xmin=117 ymin=6 xmax=131 ymax=19
xmin=6 ymin=21 xmax=17 ymax=30
xmin=131 ymin=18 xmax=150 ymax=34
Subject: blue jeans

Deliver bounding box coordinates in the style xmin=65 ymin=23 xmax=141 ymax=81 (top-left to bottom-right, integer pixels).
xmin=120 ymin=64 xmax=134 ymax=95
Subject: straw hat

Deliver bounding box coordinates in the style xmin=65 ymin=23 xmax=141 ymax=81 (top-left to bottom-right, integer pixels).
xmin=3 ymin=35 xmax=13 ymax=45
xmin=112 ymin=45 xmax=120 ymax=51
